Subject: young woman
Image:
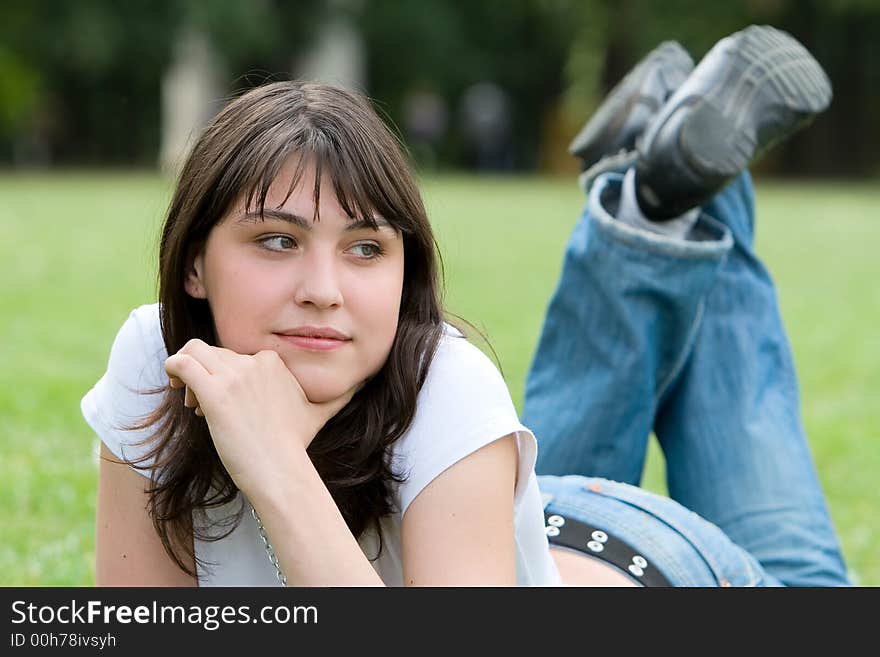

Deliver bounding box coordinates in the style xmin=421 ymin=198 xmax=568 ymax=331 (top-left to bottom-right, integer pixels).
xmin=85 ymin=26 xmax=852 ymax=587
xmin=87 ymin=80 xmax=556 ymax=587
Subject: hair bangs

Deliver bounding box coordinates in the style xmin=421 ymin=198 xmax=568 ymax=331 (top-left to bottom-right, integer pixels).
xmin=331 ymin=135 xmax=420 ymax=238
xmin=237 ymin=126 xmax=300 ymax=221
xmin=215 ymin=98 xmax=418 ymax=237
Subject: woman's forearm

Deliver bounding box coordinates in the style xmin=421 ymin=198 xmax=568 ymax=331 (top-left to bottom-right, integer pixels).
xmin=246 ymin=447 xmax=386 ymax=587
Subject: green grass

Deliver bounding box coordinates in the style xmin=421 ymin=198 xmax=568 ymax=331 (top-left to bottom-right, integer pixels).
xmin=1 ymin=172 xmax=877 ymax=586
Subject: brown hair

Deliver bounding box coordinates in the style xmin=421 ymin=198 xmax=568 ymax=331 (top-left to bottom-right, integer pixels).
xmin=123 ymin=81 xmax=448 ymax=577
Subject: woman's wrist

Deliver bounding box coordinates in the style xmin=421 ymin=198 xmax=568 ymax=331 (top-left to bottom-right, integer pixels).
xmin=244 ymin=441 xmax=315 ymax=512
xmin=244 ymin=442 xmax=385 ymax=586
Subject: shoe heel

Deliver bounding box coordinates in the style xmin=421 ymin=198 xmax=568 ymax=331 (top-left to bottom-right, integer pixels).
xmin=680 ymin=102 xmax=753 ymax=178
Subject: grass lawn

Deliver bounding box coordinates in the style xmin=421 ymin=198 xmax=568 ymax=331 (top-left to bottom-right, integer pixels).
xmin=1 ymin=171 xmax=877 ymax=586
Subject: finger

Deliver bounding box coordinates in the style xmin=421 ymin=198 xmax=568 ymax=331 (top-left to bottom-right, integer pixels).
xmin=164 ymin=353 xmax=212 ymax=398
xmin=194 ymin=406 xmax=204 ymax=417
xmin=177 ymin=339 xmax=235 ymax=375
xmin=184 ymin=385 xmax=199 ymax=409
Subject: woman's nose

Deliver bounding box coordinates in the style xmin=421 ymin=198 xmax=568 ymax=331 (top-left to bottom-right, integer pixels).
xmin=293 ymin=249 xmax=344 ymax=309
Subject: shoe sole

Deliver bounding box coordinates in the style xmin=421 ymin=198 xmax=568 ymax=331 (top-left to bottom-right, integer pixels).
xmin=669 ymin=25 xmax=832 ymax=179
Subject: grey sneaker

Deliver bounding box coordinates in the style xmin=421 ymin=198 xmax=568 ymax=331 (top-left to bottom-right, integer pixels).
xmin=569 ymin=41 xmax=694 ymax=172
xmin=634 ymin=25 xmax=833 ymax=220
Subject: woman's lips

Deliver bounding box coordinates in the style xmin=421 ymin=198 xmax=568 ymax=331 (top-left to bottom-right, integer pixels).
xmin=275 ymin=334 xmax=350 ymax=352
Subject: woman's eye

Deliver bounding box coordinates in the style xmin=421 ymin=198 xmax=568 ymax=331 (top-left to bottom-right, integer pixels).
xmin=259 ymin=235 xmax=296 ymax=251
xmin=350 ymin=243 xmax=383 ymax=259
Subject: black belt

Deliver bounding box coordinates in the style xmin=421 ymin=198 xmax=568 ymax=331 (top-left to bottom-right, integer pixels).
xmin=544 ymin=510 xmax=673 ymax=587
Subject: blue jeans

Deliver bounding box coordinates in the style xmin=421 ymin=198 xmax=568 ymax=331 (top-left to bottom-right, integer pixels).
xmin=525 ymin=171 xmax=851 ymax=587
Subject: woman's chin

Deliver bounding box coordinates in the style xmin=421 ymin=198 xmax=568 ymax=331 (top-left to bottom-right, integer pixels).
xmin=283 ymin=359 xmax=373 ymax=405
xmin=303 ymin=389 xmax=342 ymax=404
xmin=297 ymin=376 xmax=360 ymax=405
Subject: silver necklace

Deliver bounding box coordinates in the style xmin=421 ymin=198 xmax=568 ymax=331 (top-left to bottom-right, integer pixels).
xmin=250 ymin=503 xmax=288 ymax=587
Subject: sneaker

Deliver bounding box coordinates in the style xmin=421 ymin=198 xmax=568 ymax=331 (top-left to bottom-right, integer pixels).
xmin=634 ymin=25 xmax=832 ymax=220
xmin=569 ymin=41 xmax=694 ymax=171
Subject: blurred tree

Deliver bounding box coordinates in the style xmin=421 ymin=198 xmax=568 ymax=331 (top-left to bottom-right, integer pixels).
xmin=0 ymin=0 xmax=877 ymax=175
xmin=0 ymin=0 xmax=177 ymax=164
xmin=358 ymin=0 xmax=577 ymax=169
xmin=0 ymin=44 xmax=44 ymax=164
xmin=0 ymin=0 xmax=321 ymax=166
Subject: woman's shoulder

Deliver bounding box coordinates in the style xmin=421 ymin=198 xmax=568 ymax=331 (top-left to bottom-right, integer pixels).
xmin=81 ymin=303 xmax=168 ymax=469
xmin=429 ymin=322 xmax=507 ymax=389
xmin=397 ymin=321 xmax=524 ymax=458
xmin=125 ymin=302 xmax=163 ymax=343
xmin=389 ymin=322 xmax=536 ymax=517
xmin=106 ymin=303 xmax=167 ymax=383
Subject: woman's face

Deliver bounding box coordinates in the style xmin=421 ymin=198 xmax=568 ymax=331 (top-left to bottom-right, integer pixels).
xmin=185 ymin=158 xmax=405 ymax=403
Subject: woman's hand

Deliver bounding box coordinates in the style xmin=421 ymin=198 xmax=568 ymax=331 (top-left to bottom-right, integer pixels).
xmin=163 ymin=339 xmax=358 ymax=497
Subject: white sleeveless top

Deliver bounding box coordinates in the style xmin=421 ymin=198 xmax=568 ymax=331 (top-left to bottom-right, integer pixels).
xmin=81 ymin=304 xmax=561 ymax=586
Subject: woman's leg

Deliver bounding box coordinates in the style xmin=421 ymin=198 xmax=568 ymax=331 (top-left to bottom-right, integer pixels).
xmin=525 ymin=24 xmax=847 ymax=586
xmin=522 ymin=170 xmax=732 ymax=485
xmin=526 ymin=169 xmax=850 ymax=586
xmin=653 ymin=174 xmax=851 ymax=586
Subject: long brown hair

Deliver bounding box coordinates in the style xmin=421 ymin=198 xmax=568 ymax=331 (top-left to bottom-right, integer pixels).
xmin=123 ymin=81 xmax=447 ymax=578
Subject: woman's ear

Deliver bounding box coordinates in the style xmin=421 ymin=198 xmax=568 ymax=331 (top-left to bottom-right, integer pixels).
xmin=184 ymin=249 xmax=208 ymax=299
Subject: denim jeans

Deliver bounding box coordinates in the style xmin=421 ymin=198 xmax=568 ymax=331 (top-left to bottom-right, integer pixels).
xmin=524 ymin=170 xmax=851 ymax=586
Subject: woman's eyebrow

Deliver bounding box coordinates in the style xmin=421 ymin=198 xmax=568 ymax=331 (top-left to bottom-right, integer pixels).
xmin=238 ymin=209 xmax=311 ymax=229
xmin=238 ymin=209 xmax=393 ymax=232
xmin=346 ymin=216 xmax=394 ymax=232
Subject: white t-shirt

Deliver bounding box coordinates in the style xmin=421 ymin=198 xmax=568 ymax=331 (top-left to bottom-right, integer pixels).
xmin=82 ymin=304 xmax=561 ymax=586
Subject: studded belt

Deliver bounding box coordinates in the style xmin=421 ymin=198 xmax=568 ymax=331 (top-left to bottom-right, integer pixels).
xmin=544 ymin=510 xmax=673 ymax=587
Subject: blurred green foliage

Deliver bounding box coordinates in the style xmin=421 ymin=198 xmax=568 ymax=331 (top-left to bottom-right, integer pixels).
xmin=0 ymin=0 xmax=878 ymax=174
